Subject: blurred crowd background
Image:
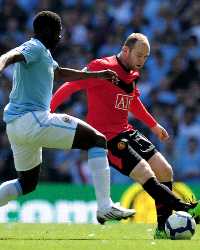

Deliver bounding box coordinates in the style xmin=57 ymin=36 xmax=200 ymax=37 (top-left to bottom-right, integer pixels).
xmin=0 ymin=0 xmax=200 ymax=185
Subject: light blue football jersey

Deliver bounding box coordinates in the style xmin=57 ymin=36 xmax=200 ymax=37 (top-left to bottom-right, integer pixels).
xmin=3 ymin=38 xmax=58 ymax=123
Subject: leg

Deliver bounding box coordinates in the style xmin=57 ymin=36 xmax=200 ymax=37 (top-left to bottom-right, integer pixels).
xmin=0 ymin=165 xmax=40 ymax=206
xmin=72 ymin=122 xmax=134 ymax=222
xmin=1 ymin=116 xmax=42 ymax=207
xmin=72 ymin=123 xmax=107 ymax=150
xmin=120 ymin=131 xmax=177 ymax=231
xmin=72 ymin=122 xmax=112 ymax=211
xmin=17 ymin=165 xmax=40 ymax=195
xmin=108 ymin=130 xmax=199 ymax=231
xmin=129 ymin=160 xmax=197 ymax=213
xmin=148 ymin=152 xmax=173 ymax=182
xmin=39 ymin=112 xmax=134 ymax=223
xmin=0 ymin=178 xmax=23 ymax=206
xmin=148 ymin=152 xmax=173 ymax=230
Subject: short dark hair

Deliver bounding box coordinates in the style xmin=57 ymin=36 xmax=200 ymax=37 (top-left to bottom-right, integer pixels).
xmin=33 ymin=11 xmax=61 ymax=35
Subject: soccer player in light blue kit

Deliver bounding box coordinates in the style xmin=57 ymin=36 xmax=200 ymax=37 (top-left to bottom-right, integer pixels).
xmin=0 ymin=11 xmax=134 ymax=223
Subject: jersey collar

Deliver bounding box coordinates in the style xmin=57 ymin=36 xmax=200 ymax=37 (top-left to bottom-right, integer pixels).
xmin=116 ymin=55 xmax=131 ymax=73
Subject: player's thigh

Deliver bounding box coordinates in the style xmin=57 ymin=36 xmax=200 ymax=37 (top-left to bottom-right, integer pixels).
xmin=148 ymin=152 xmax=173 ymax=182
xmin=6 ymin=118 xmax=42 ymax=171
xmin=128 ymin=131 xmax=172 ymax=182
xmin=129 ymin=159 xmax=156 ymax=184
xmin=37 ymin=112 xmax=106 ymax=150
xmin=10 ymin=142 xmax=42 ymax=172
xmin=107 ymin=130 xmax=156 ymax=176
xmin=34 ymin=112 xmax=77 ymax=149
xmin=109 ymin=145 xmax=155 ymax=184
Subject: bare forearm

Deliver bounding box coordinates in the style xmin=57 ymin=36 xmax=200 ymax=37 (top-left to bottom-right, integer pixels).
xmin=55 ymin=67 xmax=119 ymax=83
xmin=0 ymin=53 xmax=12 ymax=72
xmin=0 ymin=50 xmax=25 ymax=73
xmin=55 ymin=67 xmax=101 ymax=81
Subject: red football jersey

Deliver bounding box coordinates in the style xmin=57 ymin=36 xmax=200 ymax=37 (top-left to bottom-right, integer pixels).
xmin=51 ymin=55 xmax=157 ymax=140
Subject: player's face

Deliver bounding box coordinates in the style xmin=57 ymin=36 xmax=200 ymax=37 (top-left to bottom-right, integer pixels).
xmin=48 ymin=27 xmax=62 ymax=49
xmin=126 ymin=41 xmax=150 ymax=70
xmin=39 ymin=25 xmax=62 ymax=50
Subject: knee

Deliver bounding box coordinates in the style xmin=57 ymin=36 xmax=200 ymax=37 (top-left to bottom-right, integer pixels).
xmin=18 ymin=177 xmax=38 ymax=195
xmin=157 ymin=162 xmax=173 ymax=182
xmin=164 ymin=163 xmax=173 ymax=180
xmin=87 ymin=130 xmax=107 ymax=149
xmin=94 ymin=133 xmax=107 ymax=149
xmin=73 ymin=123 xmax=107 ymax=150
xmin=129 ymin=160 xmax=155 ymax=184
xmin=149 ymin=153 xmax=173 ymax=181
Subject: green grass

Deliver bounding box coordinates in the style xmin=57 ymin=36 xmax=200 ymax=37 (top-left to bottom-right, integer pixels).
xmin=0 ymin=223 xmax=199 ymax=250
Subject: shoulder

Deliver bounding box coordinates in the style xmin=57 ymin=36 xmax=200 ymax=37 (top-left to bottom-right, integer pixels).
xmin=17 ymin=39 xmax=44 ymax=54
xmin=15 ymin=39 xmax=45 ymax=63
xmin=99 ymin=55 xmax=117 ymax=67
xmin=87 ymin=56 xmax=116 ymax=70
xmin=87 ymin=58 xmax=106 ymax=70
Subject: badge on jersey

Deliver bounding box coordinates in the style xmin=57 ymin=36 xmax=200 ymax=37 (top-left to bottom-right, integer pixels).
xmin=62 ymin=116 xmax=72 ymax=124
xmin=117 ymin=139 xmax=128 ymax=150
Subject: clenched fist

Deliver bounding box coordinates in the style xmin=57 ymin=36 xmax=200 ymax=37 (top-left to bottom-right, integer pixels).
xmin=151 ymin=124 xmax=169 ymax=141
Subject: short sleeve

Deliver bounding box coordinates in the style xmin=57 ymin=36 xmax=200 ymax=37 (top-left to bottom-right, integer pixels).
xmin=53 ymin=60 xmax=58 ymax=70
xmin=16 ymin=41 xmax=41 ymax=64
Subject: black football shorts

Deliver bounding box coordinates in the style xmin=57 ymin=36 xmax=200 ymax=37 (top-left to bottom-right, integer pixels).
xmin=107 ymin=130 xmax=157 ymax=176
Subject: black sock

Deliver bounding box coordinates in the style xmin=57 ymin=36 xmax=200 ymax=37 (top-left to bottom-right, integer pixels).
xmin=143 ymin=178 xmax=190 ymax=213
xmin=155 ymin=181 xmax=173 ymax=230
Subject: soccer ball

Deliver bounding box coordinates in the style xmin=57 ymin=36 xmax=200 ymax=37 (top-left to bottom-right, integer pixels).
xmin=165 ymin=211 xmax=196 ymax=240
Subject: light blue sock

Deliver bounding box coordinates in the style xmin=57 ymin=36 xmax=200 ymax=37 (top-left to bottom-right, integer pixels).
xmin=0 ymin=179 xmax=23 ymax=206
xmin=88 ymin=147 xmax=113 ymax=211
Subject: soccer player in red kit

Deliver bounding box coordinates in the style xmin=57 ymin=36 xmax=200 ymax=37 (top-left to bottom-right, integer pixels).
xmin=51 ymin=33 xmax=200 ymax=238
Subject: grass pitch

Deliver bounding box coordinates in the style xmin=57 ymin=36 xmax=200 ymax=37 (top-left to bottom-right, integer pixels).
xmin=0 ymin=223 xmax=199 ymax=250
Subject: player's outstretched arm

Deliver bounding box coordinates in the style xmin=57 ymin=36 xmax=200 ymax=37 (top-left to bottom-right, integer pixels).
xmin=0 ymin=50 xmax=25 ymax=74
xmin=54 ymin=67 xmax=118 ymax=83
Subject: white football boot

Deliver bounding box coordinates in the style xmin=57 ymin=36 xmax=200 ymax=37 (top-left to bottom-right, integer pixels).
xmin=97 ymin=203 xmax=136 ymax=224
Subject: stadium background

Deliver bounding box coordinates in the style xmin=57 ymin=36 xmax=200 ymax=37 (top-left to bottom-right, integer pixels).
xmin=0 ymin=0 xmax=200 ymax=223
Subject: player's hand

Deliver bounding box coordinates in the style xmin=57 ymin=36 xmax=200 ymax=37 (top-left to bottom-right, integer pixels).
xmin=150 ymin=124 xmax=169 ymax=141
xmin=97 ymin=69 xmax=119 ymax=84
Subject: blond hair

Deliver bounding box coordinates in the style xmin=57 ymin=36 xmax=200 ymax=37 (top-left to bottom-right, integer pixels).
xmin=123 ymin=33 xmax=150 ymax=51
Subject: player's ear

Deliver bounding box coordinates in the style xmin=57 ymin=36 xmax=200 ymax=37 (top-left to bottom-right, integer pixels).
xmin=122 ymin=46 xmax=129 ymax=57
